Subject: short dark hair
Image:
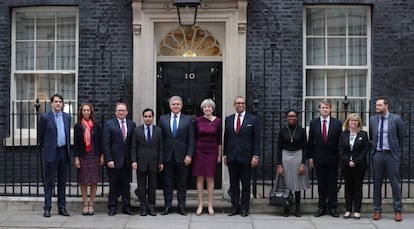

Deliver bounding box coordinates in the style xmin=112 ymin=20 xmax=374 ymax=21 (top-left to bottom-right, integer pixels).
xmin=377 ymin=97 xmax=390 ymax=106
xmin=285 ymin=109 xmax=298 ymax=117
xmin=142 ymin=108 xmax=154 ymax=116
xmin=50 ymin=94 xmax=64 ymax=103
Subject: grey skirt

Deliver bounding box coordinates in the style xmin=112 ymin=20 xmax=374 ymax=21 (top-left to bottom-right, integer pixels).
xmin=275 ymin=149 xmax=310 ymax=192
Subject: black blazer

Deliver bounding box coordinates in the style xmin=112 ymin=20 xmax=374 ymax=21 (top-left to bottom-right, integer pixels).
xmin=158 ymin=113 xmax=195 ymax=163
xmin=223 ymin=113 xmax=260 ymax=163
xmin=307 ymin=117 xmax=342 ymax=165
xmin=338 ymin=130 xmax=369 ymax=170
xmin=130 ymin=124 xmax=164 ymax=172
xmin=73 ymin=122 xmax=102 ymax=157
xmin=103 ymin=118 xmax=136 ymax=168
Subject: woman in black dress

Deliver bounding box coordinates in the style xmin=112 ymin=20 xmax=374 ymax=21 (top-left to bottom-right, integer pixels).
xmin=74 ymin=103 xmax=104 ymax=215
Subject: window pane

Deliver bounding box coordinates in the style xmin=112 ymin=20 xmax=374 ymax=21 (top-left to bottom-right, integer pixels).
xmin=57 ymin=12 xmax=76 ymax=40
xmin=306 ymin=70 xmax=325 ymax=96
xmin=349 ymin=38 xmax=367 ymax=66
xmin=16 ymin=42 xmax=34 ymax=70
xmin=15 ymin=74 xmax=35 ymax=100
xmin=327 ymin=9 xmax=346 ymax=36
xmin=36 ymin=74 xmax=55 ymax=101
xmin=15 ymin=102 xmax=36 ymax=129
xmin=36 ymin=41 xmax=55 ymax=70
xmin=57 ymin=74 xmax=76 ymax=100
xmin=16 ymin=12 xmax=34 ymax=40
xmin=307 ymin=38 xmax=325 ymax=65
xmin=327 ymin=70 xmax=345 ymax=96
xmin=306 ymin=8 xmax=325 ymax=36
xmin=36 ymin=12 xmax=55 ymax=40
xmin=348 ymin=8 xmax=367 ymax=36
xmin=327 ymin=38 xmax=346 ymax=65
xmin=57 ymin=41 xmax=75 ymax=70
xmin=348 ymin=70 xmax=366 ymax=96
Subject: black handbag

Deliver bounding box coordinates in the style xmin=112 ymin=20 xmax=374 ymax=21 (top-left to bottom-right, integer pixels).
xmin=269 ymin=176 xmax=293 ymax=207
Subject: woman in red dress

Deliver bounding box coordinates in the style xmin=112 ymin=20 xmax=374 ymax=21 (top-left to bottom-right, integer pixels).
xmin=192 ymin=99 xmax=222 ymax=216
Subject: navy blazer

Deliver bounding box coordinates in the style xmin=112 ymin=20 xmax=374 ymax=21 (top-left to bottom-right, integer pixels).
xmin=158 ymin=113 xmax=195 ymax=163
xmin=73 ymin=122 xmax=102 ymax=157
xmin=223 ymin=113 xmax=260 ymax=163
xmin=38 ymin=111 xmax=71 ymax=162
xmin=130 ymin=124 xmax=164 ymax=172
xmin=307 ymin=117 xmax=342 ymax=165
xmin=338 ymin=130 xmax=369 ymax=170
xmin=369 ymin=113 xmax=404 ymax=162
xmin=103 ymin=118 xmax=136 ymax=168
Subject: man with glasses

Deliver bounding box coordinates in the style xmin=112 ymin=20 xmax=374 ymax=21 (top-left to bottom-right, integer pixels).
xmin=38 ymin=94 xmax=71 ymax=217
xmin=103 ymin=102 xmax=136 ymax=216
xmin=224 ymin=96 xmax=260 ymax=217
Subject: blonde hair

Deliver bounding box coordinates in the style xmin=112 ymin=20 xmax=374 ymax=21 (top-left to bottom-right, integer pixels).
xmin=343 ymin=113 xmax=362 ymax=132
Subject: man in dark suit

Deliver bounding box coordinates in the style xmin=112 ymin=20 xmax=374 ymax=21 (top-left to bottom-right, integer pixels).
xmin=158 ymin=96 xmax=195 ymax=216
xmin=224 ymin=96 xmax=260 ymax=217
xmin=38 ymin=94 xmax=71 ymax=217
xmin=370 ymin=97 xmax=404 ymax=222
xmin=308 ymin=99 xmax=342 ymax=217
xmin=131 ymin=108 xmax=164 ymax=216
xmin=103 ymin=102 xmax=136 ymax=216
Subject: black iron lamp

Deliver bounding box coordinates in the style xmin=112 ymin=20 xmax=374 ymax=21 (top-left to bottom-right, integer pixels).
xmin=175 ymin=0 xmax=200 ymax=26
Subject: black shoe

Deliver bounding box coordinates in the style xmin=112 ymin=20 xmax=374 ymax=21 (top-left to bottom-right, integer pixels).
xmin=140 ymin=209 xmax=147 ymax=216
xmin=228 ymin=209 xmax=240 ymax=216
xmin=283 ymin=207 xmax=289 ymax=217
xmin=108 ymin=209 xmax=117 ymax=216
xmin=329 ymin=209 xmax=339 ymax=217
xmin=294 ymin=209 xmax=302 ymax=217
xmin=123 ymin=208 xmax=134 ymax=215
xmin=161 ymin=207 xmax=172 ymax=215
xmin=58 ymin=208 xmax=70 ymax=216
xmin=241 ymin=210 xmax=249 ymax=217
xmin=43 ymin=208 xmax=51 ymax=217
xmin=148 ymin=209 xmax=157 ymax=216
xmin=314 ymin=208 xmax=325 ymax=217
xmin=178 ymin=207 xmax=187 ymax=216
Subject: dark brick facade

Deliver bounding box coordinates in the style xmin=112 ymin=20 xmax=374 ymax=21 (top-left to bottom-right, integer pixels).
xmin=0 ymin=0 xmax=413 ymax=183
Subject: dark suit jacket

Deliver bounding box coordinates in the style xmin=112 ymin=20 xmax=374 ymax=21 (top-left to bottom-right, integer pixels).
xmin=103 ymin=118 xmax=136 ymax=168
xmin=223 ymin=113 xmax=260 ymax=163
xmin=73 ymin=122 xmax=102 ymax=157
xmin=338 ymin=130 xmax=369 ymax=170
xmin=307 ymin=117 xmax=342 ymax=165
xmin=131 ymin=124 xmax=164 ymax=172
xmin=38 ymin=111 xmax=71 ymax=162
xmin=158 ymin=113 xmax=195 ymax=163
xmin=369 ymin=113 xmax=404 ymax=162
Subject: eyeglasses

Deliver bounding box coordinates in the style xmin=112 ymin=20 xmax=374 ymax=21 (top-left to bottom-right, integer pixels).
xmin=235 ymin=102 xmax=245 ymax=105
xmin=116 ymin=109 xmax=127 ymax=112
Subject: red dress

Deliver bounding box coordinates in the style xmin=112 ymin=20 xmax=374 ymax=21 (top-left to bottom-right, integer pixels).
xmin=192 ymin=116 xmax=222 ymax=177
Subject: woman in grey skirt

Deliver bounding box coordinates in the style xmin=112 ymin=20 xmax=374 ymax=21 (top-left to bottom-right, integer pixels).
xmin=276 ymin=109 xmax=310 ymax=217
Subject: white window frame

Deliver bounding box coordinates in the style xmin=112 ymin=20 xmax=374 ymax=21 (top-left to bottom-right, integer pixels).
xmin=302 ymin=5 xmax=371 ymax=126
xmin=9 ymin=7 xmax=79 ymax=146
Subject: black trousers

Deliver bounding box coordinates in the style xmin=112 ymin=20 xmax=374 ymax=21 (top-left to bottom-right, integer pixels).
xmin=137 ymin=169 xmax=157 ymax=210
xmin=163 ymin=159 xmax=189 ymax=208
xmin=315 ymin=162 xmax=338 ymax=210
xmin=227 ymin=161 xmax=251 ymax=212
xmin=342 ymin=168 xmax=365 ymax=212
xmin=107 ymin=166 xmax=131 ymax=211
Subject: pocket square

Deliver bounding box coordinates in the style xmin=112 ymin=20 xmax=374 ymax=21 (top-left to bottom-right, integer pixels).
xmin=247 ymin=124 xmax=253 ymax=127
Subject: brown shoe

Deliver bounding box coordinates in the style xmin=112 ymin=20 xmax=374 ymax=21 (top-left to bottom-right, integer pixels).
xmin=373 ymin=212 xmax=381 ymax=220
xmin=395 ymin=212 xmax=402 ymax=222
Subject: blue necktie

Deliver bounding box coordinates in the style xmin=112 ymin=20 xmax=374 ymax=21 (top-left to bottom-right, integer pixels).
xmin=172 ymin=115 xmax=178 ymax=137
xmin=379 ymin=117 xmax=384 ymax=150
xmin=56 ymin=113 xmax=66 ymax=147
xmin=147 ymin=125 xmax=151 ymax=143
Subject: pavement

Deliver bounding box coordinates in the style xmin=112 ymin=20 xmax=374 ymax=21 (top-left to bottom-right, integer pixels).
xmin=0 ymin=207 xmax=413 ymax=229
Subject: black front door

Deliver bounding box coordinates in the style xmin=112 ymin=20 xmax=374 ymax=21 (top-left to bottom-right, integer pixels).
xmin=156 ymin=62 xmax=222 ymax=189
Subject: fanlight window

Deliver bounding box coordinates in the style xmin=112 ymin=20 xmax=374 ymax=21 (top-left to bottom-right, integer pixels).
xmin=159 ymin=26 xmax=221 ymax=57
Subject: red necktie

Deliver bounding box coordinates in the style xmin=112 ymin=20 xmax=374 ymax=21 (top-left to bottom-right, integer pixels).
xmin=121 ymin=120 xmax=126 ymax=142
xmin=236 ymin=114 xmax=241 ymax=134
xmin=322 ymin=120 xmax=327 ymax=143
